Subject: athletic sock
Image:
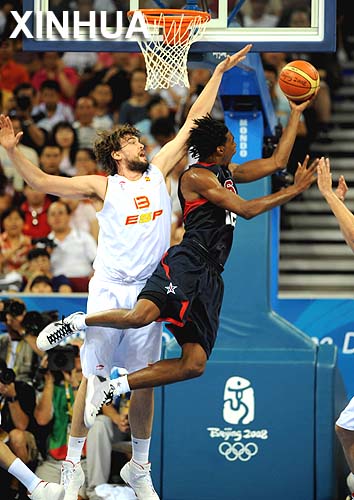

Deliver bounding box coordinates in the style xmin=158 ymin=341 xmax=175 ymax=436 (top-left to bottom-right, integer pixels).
xmin=8 ymin=458 xmax=41 ymax=493
xmin=112 ymin=375 xmax=130 ymax=396
xmin=65 ymin=436 xmax=86 ymax=463
xmin=132 ymin=436 xmax=151 ymax=464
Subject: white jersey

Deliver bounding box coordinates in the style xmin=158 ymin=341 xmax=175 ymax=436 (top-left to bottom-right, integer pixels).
xmin=93 ymin=164 xmax=171 ymax=283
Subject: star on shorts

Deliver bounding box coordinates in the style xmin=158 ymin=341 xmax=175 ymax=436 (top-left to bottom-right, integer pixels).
xmin=165 ymin=282 xmax=177 ymax=294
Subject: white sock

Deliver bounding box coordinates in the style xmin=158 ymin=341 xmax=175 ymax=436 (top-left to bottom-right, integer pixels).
xmin=112 ymin=375 xmax=130 ymax=396
xmin=132 ymin=436 xmax=151 ymax=464
xmin=8 ymin=458 xmax=41 ymax=492
xmin=65 ymin=436 xmax=86 ymax=463
xmin=72 ymin=314 xmax=87 ymax=331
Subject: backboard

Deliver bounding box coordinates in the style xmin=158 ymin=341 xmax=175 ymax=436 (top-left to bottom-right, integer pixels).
xmin=22 ymin=0 xmax=336 ymax=53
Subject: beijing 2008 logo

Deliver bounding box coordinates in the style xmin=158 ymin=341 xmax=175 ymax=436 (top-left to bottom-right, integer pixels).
xmin=206 ymin=376 xmax=269 ymax=462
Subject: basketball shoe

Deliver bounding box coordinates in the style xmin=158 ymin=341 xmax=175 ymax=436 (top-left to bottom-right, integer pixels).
xmin=120 ymin=460 xmax=159 ymax=500
xmin=28 ymin=481 xmax=65 ymax=500
xmin=60 ymin=460 xmax=85 ymax=500
xmin=36 ymin=312 xmax=86 ymax=351
xmin=84 ymin=374 xmax=115 ymax=428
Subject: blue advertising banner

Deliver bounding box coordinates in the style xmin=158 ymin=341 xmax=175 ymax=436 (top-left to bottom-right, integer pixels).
xmin=277 ymin=298 xmax=354 ymax=399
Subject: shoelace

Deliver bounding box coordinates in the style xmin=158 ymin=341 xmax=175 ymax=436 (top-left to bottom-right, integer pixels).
xmin=96 ymin=384 xmax=114 ymax=415
xmin=47 ymin=316 xmax=73 ymax=345
xmin=61 ymin=463 xmax=74 ymax=489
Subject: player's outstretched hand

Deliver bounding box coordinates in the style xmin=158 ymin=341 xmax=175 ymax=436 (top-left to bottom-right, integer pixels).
xmin=293 ymin=154 xmax=319 ymax=192
xmin=336 ymin=175 xmax=348 ymax=202
xmin=215 ymin=44 xmax=253 ymax=75
xmin=0 ymin=114 xmax=23 ymax=151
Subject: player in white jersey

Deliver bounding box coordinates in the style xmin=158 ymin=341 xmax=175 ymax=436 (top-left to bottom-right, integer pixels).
xmin=0 ymin=44 xmax=253 ymax=500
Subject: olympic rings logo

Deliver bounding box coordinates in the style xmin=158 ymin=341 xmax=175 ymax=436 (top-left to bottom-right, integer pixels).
xmin=218 ymin=441 xmax=258 ymax=462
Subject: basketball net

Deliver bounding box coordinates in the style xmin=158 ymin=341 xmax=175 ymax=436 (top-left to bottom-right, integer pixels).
xmin=128 ymin=9 xmax=211 ymax=90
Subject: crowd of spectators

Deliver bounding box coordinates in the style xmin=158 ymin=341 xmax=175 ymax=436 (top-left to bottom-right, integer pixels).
xmin=0 ymin=298 xmax=132 ymax=499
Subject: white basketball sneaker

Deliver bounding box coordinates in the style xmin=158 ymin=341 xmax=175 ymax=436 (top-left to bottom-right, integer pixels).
xmin=60 ymin=460 xmax=85 ymax=500
xmin=120 ymin=460 xmax=160 ymax=500
xmin=36 ymin=312 xmax=86 ymax=351
xmin=28 ymin=481 xmax=65 ymax=500
xmin=84 ymin=374 xmax=115 ymax=429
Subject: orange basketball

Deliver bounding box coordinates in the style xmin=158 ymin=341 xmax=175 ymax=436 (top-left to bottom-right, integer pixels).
xmin=278 ymin=60 xmax=320 ymax=102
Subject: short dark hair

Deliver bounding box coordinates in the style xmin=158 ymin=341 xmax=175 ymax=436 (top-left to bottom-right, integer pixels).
xmin=93 ymin=125 xmax=141 ymax=175
xmin=187 ymin=114 xmax=229 ymax=161
xmin=30 ymin=275 xmax=53 ymax=290
xmin=27 ymin=248 xmax=50 ymax=261
xmin=1 ymin=206 xmax=25 ymax=231
xmin=150 ymin=117 xmax=175 ymax=139
xmin=14 ymin=83 xmax=35 ymax=97
xmin=40 ymin=79 xmax=61 ymax=93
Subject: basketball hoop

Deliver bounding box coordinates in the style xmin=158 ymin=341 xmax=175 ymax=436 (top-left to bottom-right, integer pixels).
xmin=127 ymin=9 xmax=211 ymax=90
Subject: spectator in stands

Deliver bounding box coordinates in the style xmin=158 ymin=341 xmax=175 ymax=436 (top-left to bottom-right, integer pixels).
xmin=0 ymin=1 xmax=13 ymax=36
xmin=0 ymin=298 xmax=42 ymax=383
xmin=31 ymin=51 xmax=80 ymax=108
xmin=77 ymin=52 xmax=131 ymax=111
xmin=28 ymin=275 xmax=54 ymax=293
xmin=46 ymin=200 xmax=97 ymax=289
xmin=74 ymin=148 xmax=100 ymax=176
xmin=21 ymin=247 xmax=72 ymax=293
xmin=39 ymin=144 xmax=65 ymax=177
xmin=51 ymin=121 xmax=79 ymax=177
xmin=73 ymin=96 xmax=98 ymax=149
xmin=61 ymin=197 xmax=99 ymax=242
xmin=135 ymin=95 xmax=174 ymax=153
xmin=11 ymin=83 xmax=46 ymax=151
xmin=240 ymin=0 xmax=279 ymax=27
xmin=149 ymin=117 xmax=177 ymax=159
xmin=176 ymin=68 xmax=224 ymax=126
xmin=118 ymin=68 xmax=151 ymax=125
xmin=90 ymin=83 xmax=115 ymax=130
xmin=21 ymin=183 xmax=52 ymax=240
xmin=0 ymin=39 xmax=30 ymax=93
xmin=0 ymin=116 xmax=40 ymax=191
xmin=0 ymin=358 xmax=38 ymax=498
xmin=0 ymin=166 xmax=16 ymax=219
xmin=62 ymin=51 xmax=98 ymax=76
xmin=34 ymin=344 xmax=87 ymax=498
xmin=86 ymin=389 xmax=131 ymax=500
xmin=32 ymin=80 xmax=74 ymax=133
xmin=0 ymin=207 xmax=32 ymax=275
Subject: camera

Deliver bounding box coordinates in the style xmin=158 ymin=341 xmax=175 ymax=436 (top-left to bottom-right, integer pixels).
xmin=22 ymin=310 xmax=59 ymax=337
xmin=16 ymin=95 xmax=31 ymax=111
xmin=0 ymin=359 xmax=15 ymax=385
xmin=47 ymin=345 xmax=79 ymax=372
xmin=32 ymin=237 xmax=57 ymax=250
xmin=0 ymin=299 xmax=26 ymax=322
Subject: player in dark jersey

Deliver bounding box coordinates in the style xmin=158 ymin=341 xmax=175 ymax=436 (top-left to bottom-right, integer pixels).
xmin=37 ymin=114 xmax=318 ymax=419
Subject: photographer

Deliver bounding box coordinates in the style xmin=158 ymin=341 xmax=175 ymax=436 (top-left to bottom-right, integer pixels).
xmin=12 ymin=83 xmax=46 ymax=151
xmin=0 ymin=358 xmax=38 ymax=496
xmin=34 ymin=341 xmax=87 ymax=497
xmin=0 ymin=299 xmax=43 ymax=384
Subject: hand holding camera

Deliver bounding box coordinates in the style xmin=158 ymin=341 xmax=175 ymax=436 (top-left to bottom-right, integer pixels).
xmin=0 ymin=360 xmax=16 ymax=400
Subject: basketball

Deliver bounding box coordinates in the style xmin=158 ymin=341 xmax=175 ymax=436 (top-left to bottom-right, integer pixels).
xmin=278 ymin=60 xmax=320 ymax=102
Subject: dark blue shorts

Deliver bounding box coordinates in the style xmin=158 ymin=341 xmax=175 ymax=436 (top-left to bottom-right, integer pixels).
xmin=138 ymin=243 xmax=224 ymax=358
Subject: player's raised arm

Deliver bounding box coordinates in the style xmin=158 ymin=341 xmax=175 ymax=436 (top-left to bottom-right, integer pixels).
xmin=0 ymin=114 xmax=107 ymax=200
xmin=152 ymin=44 xmax=252 ymax=176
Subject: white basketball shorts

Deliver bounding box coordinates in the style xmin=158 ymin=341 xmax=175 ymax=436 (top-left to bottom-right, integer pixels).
xmin=336 ymin=397 xmax=354 ymax=430
xmin=80 ymin=274 xmax=162 ymax=378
